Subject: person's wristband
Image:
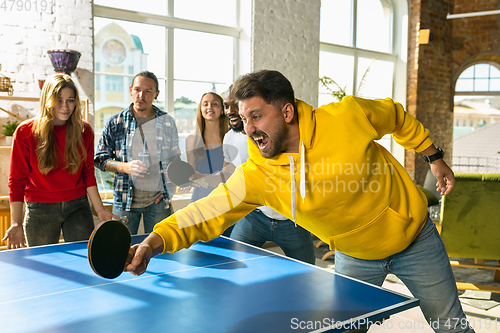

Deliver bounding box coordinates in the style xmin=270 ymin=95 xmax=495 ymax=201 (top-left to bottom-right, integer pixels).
xmin=423 ymin=147 xmax=444 ymax=163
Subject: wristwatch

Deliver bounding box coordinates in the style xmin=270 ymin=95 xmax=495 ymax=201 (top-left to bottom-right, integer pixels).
xmin=423 ymin=147 xmax=444 ymax=163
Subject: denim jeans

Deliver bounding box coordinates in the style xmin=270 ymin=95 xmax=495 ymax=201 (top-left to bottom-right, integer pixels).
xmin=335 ymin=217 xmax=475 ymax=333
xmin=113 ymin=201 xmax=172 ymax=235
xmin=230 ymin=209 xmax=316 ymax=265
xmin=24 ymin=195 xmax=94 ymax=247
xmin=222 ymin=224 xmax=234 ymax=237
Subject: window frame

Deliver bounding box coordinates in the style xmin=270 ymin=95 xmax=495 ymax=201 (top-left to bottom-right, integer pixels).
xmin=319 ymin=0 xmax=397 ymax=104
xmin=93 ymin=4 xmax=242 ymax=129
xmin=319 ymin=0 xmax=407 ymax=165
xmin=454 ymin=62 xmax=500 ymax=96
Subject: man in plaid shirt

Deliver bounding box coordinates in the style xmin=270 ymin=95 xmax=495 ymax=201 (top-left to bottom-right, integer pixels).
xmin=94 ymin=71 xmax=180 ymax=234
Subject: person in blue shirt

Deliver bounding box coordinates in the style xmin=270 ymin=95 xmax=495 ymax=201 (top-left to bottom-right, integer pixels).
xmin=185 ymin=92 xmax=230 ymax=234
xmin=185 ymin=92 xmax=229 ymax=202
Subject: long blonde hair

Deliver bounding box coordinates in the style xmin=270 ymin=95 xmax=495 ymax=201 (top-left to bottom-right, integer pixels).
xmin=35 ymin=73 xmax=85 ymax=174
xmin=193 ymin=92 xmax=229 ymax=160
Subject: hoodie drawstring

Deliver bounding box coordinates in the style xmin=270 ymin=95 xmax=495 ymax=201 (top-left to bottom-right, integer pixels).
xmin=288 ymin=155 xmax=296 ymax=225
xmin=288 ymin=142 xmax=306 ymax=227
xmin=300 ymin=142 xmax=305 ymax=204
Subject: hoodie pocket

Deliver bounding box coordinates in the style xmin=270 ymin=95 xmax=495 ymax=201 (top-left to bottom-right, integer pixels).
xmin=329 ymin=206 xmax=415 ymax=260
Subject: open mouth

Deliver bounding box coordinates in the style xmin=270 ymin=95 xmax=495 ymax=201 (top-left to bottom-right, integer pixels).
xmin=228 ymin=115 xmax=241 ymax=126
xmin=252 ymin=134 xmax=269 ymax=150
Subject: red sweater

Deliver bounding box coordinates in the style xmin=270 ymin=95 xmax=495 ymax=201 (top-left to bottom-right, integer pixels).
xmin=8 ymin=119 xmax=97 ymax=203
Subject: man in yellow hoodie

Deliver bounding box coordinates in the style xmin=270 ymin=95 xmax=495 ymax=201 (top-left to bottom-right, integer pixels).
xmin=126 ymin=70 xmax=473 ymax=332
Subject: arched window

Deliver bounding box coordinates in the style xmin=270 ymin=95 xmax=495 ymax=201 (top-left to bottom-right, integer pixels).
xmin=454 ymin=63 xmax=500 ymax=137
xmin=456 ymin=64 xmax=500 ymax=93
xmin=453 ymin=62 xmax=500 ymax=172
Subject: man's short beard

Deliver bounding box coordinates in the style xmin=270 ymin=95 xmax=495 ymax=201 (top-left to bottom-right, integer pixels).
xmin=259 ymin=120 xmax=288 ymax=158
xmin=230 ymin=122 xmax=244 ymax=133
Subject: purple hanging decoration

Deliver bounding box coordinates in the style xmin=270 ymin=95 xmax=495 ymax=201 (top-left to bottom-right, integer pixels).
xmin=47 ymin=49 xmax=82 ymax=75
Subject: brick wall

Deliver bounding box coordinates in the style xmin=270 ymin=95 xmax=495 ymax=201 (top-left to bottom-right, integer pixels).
xmin=253 ymin=0 xmax=321 ymax=106
xmin=0 ymin=0 xmax=93 ymax=195
xmin=407 ymin=0 xmax=455 ymax=185
xmin=452 ymin=0 xmax=500 ymax=75
xmin=0 ymin=0 xmax=93 ymax=112
xmin=408 ymin=0 xmax=500 ymax=185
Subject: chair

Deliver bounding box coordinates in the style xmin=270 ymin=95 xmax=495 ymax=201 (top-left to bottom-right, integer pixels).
xmin=438 ymin=173 xmax=500 ymax=293
xmin=417 ymin=169 xmax=443 ymax=231
xmin=315 ymin=240 xmax=335 ymax=261
xmin=0 ymin=208 xmax=10 ymax=248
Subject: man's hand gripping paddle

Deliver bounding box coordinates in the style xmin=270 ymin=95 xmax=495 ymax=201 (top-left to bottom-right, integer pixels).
xmin=167 ymin=160 xmax=208 ymax=188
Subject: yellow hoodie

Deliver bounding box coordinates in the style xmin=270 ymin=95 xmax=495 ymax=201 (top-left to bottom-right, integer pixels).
xmin=153 ymin=96 xmax=433 ymax=260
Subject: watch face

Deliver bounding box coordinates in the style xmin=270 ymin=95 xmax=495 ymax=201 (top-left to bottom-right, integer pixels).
xmin=102 ymin=39 xmax=126 ymax=65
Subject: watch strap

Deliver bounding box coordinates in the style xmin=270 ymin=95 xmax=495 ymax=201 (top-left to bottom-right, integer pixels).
xmin=423 ymin=147 xmax=444 ymax=163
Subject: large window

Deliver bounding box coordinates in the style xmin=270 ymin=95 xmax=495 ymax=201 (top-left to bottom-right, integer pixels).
xmin=93 ymin=1 xmax=241 ymax=191
xmin=320 ymin=0 xmax=391 ymax=53
xmin=453 ymin=63 xmax=500 ymax=173
xmin=105 ymin=76 xmax=124 ymax=93
xmin=93 ymin=1 xmax=240 ymax=138
xmin=319 ymin=0 xmax=397 ymax=106
xmin=173 ymin=29 xmax=235 ymax=135
xmin=319 ymin=0 xmax=407 ymax=162
xmin=94 ymin=17 xmax=168 ymax=131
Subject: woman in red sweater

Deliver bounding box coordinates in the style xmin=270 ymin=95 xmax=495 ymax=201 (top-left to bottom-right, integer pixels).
xmin=3 ymin=73 xmax=118 ymax=248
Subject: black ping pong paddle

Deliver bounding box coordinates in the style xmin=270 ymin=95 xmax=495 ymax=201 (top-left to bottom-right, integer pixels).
xmin=88 ymin=219 xmax=131 ymax=279
xmin=167 ymin=160 xmax=208 ymax=188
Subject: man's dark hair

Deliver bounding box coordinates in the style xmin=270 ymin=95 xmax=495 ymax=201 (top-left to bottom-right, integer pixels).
xmin=231 ymin=70 xmax=296 ymax=111
xmin=133 ymin=71 xmax=159 ymax=92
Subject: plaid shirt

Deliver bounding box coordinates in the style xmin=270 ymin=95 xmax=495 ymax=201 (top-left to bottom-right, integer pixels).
xmin=94 ymin=104 xmax=180 ymax=211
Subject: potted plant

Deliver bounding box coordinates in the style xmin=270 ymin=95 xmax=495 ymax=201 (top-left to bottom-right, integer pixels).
xmin=319 ymin=57 xmax=377 ymax=102
xmin=1 ymin=120 xmax=19 ymax=145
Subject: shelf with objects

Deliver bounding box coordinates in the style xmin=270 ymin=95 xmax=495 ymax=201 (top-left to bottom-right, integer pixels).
xmin=1 ymin=50 xmax=86 ymax=149
xmin=0 ymin=63 xmax=14 ymax=96
xmin=0 ymin=96 xmax=37 ymax=149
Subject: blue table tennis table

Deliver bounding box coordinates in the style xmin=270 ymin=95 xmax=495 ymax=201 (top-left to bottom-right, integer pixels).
xmin=0 ymin=235 xmax=418 ymax=333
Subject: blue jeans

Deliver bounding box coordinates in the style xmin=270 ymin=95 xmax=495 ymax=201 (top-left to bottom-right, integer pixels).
xmin=24 ymin=195 xmax=94 ymax=247
xmin=230 ymin=209 xmax=316 ymax=265
xmin=335 ymin=217 xmax=474 ymax=333
xmin=113 ymin=201 xmax=172 ymax=235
